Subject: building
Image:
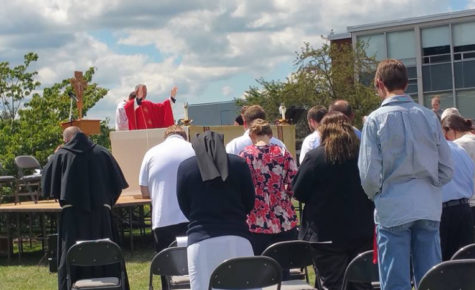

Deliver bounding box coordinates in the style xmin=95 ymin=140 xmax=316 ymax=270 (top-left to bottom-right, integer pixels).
xmin=329 ymin=9 xmax=475 ymax=119
xmin=188 ymin=100 xmax=240 ymax=126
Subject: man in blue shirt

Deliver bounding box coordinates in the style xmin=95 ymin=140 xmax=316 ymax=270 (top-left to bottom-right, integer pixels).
xmin=440 ymin=141 xmax=474 ymax=260
xmin=358 ymin=59 xmax=453 ymax=290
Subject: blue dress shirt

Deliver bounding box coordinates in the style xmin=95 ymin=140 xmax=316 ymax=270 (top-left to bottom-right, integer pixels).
xmin=358 ymin=95 xmax=453 ymax=227
xmin=441 ymin=141 xmax=474 ymax=202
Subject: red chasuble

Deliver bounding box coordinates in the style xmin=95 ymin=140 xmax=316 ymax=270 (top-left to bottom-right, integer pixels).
xmin=124 ymin=99 xmax=174 ymax=130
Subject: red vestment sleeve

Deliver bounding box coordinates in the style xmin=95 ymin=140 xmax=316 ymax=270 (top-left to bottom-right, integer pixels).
xmin=123 ymin=99 xmax=174 ymax=130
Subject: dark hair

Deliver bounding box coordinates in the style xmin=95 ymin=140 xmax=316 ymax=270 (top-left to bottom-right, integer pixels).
xmin=375 ymin=59 xmax=408 ymax=91
xmin=307 ymin=105 xmax=328 ymax=123
xmin=442 ymin=114 xmax=472 ymax=133
xmin=243 ymin=105 xmax=266 ymax=125
xmin=164 ymin=125 xmax=187 ymax=139
xmin=318 ymin=112 xmax=359 ymax=164
xmin=234 ymin=115 xmax=244 ymax=125
xmin=249 ymin=118 xmax=272 ymax=137
xmin=329 ymin=100 xmax=353 ymax=118
xmin=128 ymin=91 xmax=136 ymax=100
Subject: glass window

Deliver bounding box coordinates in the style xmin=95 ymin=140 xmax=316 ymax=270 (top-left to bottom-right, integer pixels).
xmin=423 ymin=92 xmax=454 ymax=110
xmin=454 ymin=60 xmax=475 ymax=88
xmin=453 ymin=22 xmax=475 ymax=47
xmin=358 ymin=34 xmax=386 ymax=60
xmin=422 ymin=26 xmax=450 ymax=58
xmin=422 ymin=26 xmax=450 ymax=48
xmin=456 ymin=90 xmax=475 ymax=119
xmin=387 ymin=30 xmax=416 ymax=65
xmin=422 ymin=63 xmax=453 ymax=91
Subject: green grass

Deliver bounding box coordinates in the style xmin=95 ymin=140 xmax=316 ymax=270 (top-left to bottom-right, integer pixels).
xmin=0 ymin=235 xmax=157 ymax=290
xmin=0 ymin=233 xmax=318 ymax=290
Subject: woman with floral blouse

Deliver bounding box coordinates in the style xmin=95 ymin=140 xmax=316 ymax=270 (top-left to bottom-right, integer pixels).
xmin=239 ymin=118 xmax=298 ymax=255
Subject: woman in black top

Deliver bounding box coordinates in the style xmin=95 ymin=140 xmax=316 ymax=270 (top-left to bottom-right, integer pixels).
xmin=177 ymin=131 xmax=255 ymax=290
xmin=292 ymin=112 xmax=374 ymax=290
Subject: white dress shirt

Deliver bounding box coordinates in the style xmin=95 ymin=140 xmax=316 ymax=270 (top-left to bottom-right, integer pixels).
xmin=115 ymin=100 xmax=128 ymax=131
xmin=225 ymin=129 xmax=286 ymax=155
xmin=139 ymin=135 xmax=195 ymax=229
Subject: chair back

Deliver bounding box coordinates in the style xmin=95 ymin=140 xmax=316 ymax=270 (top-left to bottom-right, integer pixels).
xmin=14 ymin=155 xmax=41 ymax=177
xmin=418 ymin=259 xmax=475 ymax=290
xmin=262 ymin=240 xmax=313 ymax=269
xmin=341 ymin=250 xmax=379 ymax=290
xmin=66 ymin=239 xmax=124 ymax=267
xmin=66 ymin=239 xmax=126 ymax=290
xmin=208 ymin=256 xmax=282 ymax=290
xmin=450 ymin=243 xmax=475 ymax=260
xmin=149 ymin=247 xmax=188 ymax=290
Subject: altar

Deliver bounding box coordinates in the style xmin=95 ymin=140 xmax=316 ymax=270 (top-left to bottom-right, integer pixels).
xmin=110 ymin=125 xmax=296 ymax=196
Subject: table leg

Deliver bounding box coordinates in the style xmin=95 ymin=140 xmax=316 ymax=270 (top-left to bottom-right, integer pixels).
xmin=6 ymin=213 xmax=11 ymax=262
xmin=16 ymin=212 xmax=21 ymax=261
xmin=129 ymin=207 xmax=133 ymax=253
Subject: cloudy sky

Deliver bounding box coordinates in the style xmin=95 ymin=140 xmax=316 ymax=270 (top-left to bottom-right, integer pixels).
xmin=1 ymin=0 xmax=473 ymax=126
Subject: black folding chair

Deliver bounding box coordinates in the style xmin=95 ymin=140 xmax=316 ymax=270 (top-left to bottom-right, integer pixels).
xmin=66 ymin=239 xmax=127 ymax=290
xmin=208 ymin=256 xmax=282 ymax=290
xmin=149 ymin=247 xmax=189 ymax=290
xmin=418 ymin=259 xmax=475 ymax=290
xmin=340 ymin=250 xmax=379 ymax=290
xmin=14 ymin=155 xmax=42 ymax=204
xmin=262 ymin=240 xmax=315 ymax=289
xmin=450 ymin=243 xmax=475 ymax=260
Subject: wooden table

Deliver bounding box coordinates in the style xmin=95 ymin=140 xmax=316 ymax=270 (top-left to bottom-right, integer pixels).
xmin=0 ymin=196 xmax=151 ymax=261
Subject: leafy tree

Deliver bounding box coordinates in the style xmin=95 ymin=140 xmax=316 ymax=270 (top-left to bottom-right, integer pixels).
xmin=0 ymin=53 xmax=40 ymax=123
xmin=238 ymin=40 xmax=380 ymax=140
xmin=0 ymin=57 xmax=109 ymax=175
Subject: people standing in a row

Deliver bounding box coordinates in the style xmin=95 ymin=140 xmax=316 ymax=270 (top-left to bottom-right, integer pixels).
xmin=293 ymin=112 xmax=374 ymax=290
xmin=239 ymin=118 xmax=299 ymax=255
xmin=42 ymin=126 xmax=130 ymax=290
xmin=359 ymin=59 xmax=453 ymax=290
xmin=226 ymin=105 xmax=286 ymax=155
xmin=176 ymin=131 xmax=256 ymax=290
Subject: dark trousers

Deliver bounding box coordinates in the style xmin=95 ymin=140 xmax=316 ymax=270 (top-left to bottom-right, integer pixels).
xmin=152 ymin=222 xmax=188 ymax=253
xmin=311 ymin=241 xmax=373 ymax=290
xmin=440 ymin=202 xmax=474 ymax=261
xmin=249 ymin=227 xmax=298 ymax=255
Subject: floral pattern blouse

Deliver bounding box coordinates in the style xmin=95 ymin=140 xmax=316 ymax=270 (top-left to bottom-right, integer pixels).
xmin=240 ymin=144 xmax=298 ymax=234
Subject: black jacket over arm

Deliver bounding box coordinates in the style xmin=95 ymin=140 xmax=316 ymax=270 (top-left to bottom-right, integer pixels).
xmin=292 ymin=147 xmax=374 ymax=247
xmin=177 ymin=154 xmax=255 ymax=246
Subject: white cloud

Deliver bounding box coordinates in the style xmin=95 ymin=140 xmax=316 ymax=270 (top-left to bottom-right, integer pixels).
xmin=0 ymin=0 xmax=456 ymax=126
xmin=222 ymin=86 xmax=233 ymax=96
xmin=468 ymin=0 xmax=475 ymax=8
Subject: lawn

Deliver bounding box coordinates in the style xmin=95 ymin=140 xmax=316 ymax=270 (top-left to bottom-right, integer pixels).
xmin=0 ymin=233 xmax=317 ymax=290
xmin=0 ymin=234 xmax=156 ymax=290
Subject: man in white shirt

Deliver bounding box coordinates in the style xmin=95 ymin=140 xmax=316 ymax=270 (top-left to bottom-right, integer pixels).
xmin=299 ymin=105 xmax=327 ymax=164
xmin=115 ymin=91 xmax=136 ymax=131
xmin=226 ymin=105 xmax=286 ymax=155
xmin=139 ymin=125 xmax=195 ymax=253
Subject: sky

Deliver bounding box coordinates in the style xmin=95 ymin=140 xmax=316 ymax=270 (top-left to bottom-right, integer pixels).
xmin=1 ymin=0 xmax=474 ymax=126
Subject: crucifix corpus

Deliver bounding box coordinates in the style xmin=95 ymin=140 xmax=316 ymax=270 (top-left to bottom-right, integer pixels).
xmin=70 ymin=71 xmax=87 ymax=119
xmin=61 ymin=71 xmax=100 ymax=135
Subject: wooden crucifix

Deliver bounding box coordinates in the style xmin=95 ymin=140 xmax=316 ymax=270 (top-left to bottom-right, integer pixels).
xmin=70 ymin=71 xmax=87 ymax=119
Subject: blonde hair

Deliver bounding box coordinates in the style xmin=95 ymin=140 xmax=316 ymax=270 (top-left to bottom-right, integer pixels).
xmin=318 ymin=112 xmax=359 ymax=164
xmin=249 ymin=118 xmax=272 ymax=137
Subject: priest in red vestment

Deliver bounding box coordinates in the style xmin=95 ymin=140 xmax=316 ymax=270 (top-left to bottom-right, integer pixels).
xmin=124 ymin=84 xmax=176 ymax=130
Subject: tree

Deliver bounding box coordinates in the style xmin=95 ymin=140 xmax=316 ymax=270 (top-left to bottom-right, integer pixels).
xmin=238 ymin=40 xmax=380 ymax=139
xmin=0 ymin=53 xmax=41 ymax=123
xmin=0 ymin=59 xmax=109 ymax=175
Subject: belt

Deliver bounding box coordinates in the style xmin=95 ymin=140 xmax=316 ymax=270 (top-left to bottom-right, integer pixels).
xmin=61 ymin=204 xmax=111 ymax=210
xmin=442 ymin=198 xmax=468 ymax=208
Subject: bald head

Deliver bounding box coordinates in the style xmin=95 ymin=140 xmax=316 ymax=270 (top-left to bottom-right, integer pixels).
xmin=63 ymin=126 xmax=82 ymax=143
xmin=329 ymin=100 xmax=354 ymax=120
